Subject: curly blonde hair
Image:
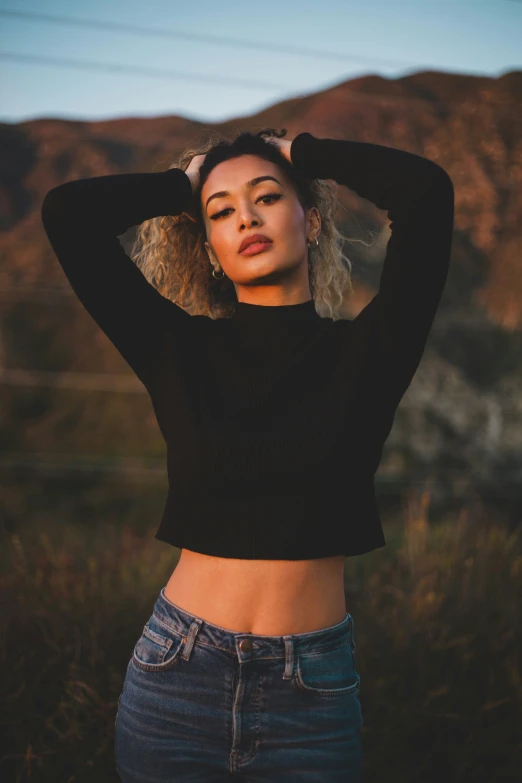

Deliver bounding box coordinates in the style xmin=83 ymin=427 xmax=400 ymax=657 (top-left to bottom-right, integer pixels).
xmin=132 ymin=128 xmax=355 ymax=320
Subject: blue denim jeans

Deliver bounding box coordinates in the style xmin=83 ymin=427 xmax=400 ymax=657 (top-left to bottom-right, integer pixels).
xmin=115 ymin=587 xmax=363 ymax=781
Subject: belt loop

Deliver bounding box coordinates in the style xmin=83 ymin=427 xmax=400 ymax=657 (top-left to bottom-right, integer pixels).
xmin=181 ymin=618 xmax=203 ymax=661
xmin=282 ymin=635 xmax=294 ymax=680
xmin=349 ymin=615 xmax=355 ymax=651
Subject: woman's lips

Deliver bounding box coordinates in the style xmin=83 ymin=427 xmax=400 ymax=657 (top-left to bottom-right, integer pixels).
xmin=239 ymin=241 xmax=273 ymax=256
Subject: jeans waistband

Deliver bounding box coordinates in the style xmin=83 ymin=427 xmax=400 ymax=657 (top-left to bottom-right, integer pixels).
xmin=153 ymin=587 xmax=354 ymax=677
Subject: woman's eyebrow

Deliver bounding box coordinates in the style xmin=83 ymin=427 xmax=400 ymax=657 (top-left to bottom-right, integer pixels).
xmin=206 ymin=175 xmax=283 ymax=209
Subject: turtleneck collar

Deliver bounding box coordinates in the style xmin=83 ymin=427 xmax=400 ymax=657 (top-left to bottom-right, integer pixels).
xmin=232 ymin=298 xmax=321 ymax=323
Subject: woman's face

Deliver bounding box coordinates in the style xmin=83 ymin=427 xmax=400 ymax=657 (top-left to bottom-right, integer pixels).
xmin=200 ymin=154 xmax=320 ymax=296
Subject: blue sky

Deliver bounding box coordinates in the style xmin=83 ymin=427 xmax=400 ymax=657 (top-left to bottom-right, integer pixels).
xmin=0 ymin=0 xmax=520 ymax=124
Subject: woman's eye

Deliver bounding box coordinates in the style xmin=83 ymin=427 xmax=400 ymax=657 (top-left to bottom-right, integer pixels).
xmin=210 ymin=192 xmax=282 ymax=220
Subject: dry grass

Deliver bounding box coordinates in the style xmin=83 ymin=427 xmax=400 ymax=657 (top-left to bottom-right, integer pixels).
xmin=1 ymin=492 xmax=520 ymax=782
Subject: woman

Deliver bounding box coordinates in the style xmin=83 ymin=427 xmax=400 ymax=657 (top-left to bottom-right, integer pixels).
xmin=41 ymin=127 xmax=454 ymax=781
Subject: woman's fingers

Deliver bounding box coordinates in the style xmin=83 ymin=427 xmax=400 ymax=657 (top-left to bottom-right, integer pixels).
xmin=185 ymin=154 xmax=207 ymax=192
xmin=266 ymin=138 xmax=293 ymax=165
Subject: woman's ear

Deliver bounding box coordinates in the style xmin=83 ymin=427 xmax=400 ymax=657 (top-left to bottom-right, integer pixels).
xmin=205 ymin=241 xmax=221 ymax=275
xmin=204 ymin=241 xmax=215 ymax=262
xmin=307 ymin=207 xmax=321 ymax=243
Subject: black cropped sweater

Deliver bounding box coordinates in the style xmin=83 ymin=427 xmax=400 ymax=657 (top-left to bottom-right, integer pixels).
xmin=40 ymin=132 xmax=454 ymax=559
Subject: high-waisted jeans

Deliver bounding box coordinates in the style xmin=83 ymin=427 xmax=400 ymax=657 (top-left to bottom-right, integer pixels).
xmin=115 ymin=587 xmax=364 ymax=782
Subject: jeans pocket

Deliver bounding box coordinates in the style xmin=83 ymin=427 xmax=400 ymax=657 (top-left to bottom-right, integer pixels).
xmin=294 ymin=641 xmax=360 ymax=697
xmin=132 ymin=613 xmax=185 ymax=672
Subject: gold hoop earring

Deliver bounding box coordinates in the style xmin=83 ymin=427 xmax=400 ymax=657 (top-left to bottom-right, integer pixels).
xmin=307 ymin=237 xmax=319 ymax=248
xmin=212 ymin=267 xmax=225 ymax=279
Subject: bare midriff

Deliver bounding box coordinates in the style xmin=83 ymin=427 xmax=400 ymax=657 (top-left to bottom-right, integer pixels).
xmin=163 ymin=549 xmax=347 ymax=636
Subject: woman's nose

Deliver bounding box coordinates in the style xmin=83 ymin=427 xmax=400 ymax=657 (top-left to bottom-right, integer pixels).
xmin=237 ymin=206 xmax=261 ymax=227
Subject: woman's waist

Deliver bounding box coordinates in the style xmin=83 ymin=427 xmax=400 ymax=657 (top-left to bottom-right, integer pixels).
xmin=163 ymin=550 xmax=347 ymax=635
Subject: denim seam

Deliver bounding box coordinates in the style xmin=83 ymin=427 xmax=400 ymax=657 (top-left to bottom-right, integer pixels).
xmin=132 ymin=632 xmax=185 ymax=672
xmin=151 ymin=612 xmax=187 ymax=638
xmin=181 ymin=619 xmax=203 ymax=661
xmin=296 ymin=640 xmax=352 ymax=659
xmin=229 ymin=675 xmax=262 ymax=769
xmin=143 ymin=624 xmax=174 ymax=649
xmin=283 ymin=636 xmax=294 ymax=680
xmin=294 ymin=657 xmax=361 ymax=697
xmin=152 ymin=610 xmax=352 ymax=659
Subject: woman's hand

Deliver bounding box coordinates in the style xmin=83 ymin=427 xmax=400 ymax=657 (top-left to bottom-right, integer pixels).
xmin=185 ymin=153 xmax=207 ymax=195
xmin=181 ymin=153 xmax=207 ymax=223
xmin=267 ymin=137 xmax=293 ymax=165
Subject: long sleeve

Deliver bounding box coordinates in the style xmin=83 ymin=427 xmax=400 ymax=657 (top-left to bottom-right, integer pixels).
xmin=40 ymin=166 xmax=194 ymax=387
xmin=290 ymin=131 xmax=455 ymax=398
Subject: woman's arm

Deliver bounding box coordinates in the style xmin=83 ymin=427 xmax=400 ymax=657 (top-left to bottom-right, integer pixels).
xmin=40 ymin=166 xmax=194 ymax=388
xmin=290 ymin=132 xmax=455 ymax=396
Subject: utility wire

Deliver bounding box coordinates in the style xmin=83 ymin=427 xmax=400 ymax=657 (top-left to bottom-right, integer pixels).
xmin=0 ymin=368 xmax=146 ymax=393
xmin=0 ymin=50 xmax=286 ymax=91
xmin=0 ymin=317 xmax=488 ymax=396
xmin=0 ymin=451 xmax=166 ymax=479
xmin=0 ymin=450 xmax=485 ymax=485
xmin=0 ymin=57 xmax=518 ymax=115
xmin=1 ymin=50 xmax=517 ymax=110
xmin=0 ymin=453 xmax=512 ymax=498
xmin=0 ymin=9 xmax=518 ymax=114
xmin=0 ymin=7 xmax=425 ymax=69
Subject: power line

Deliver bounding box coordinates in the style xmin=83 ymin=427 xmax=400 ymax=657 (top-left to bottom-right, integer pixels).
xmin=0 ymin=452 xmax=514 ymax=494
xmin=0 ymin=284 xmax=74 ymax=302
xmin=1 ymin=8 xmax=519 ymax=117
xmin=0 ymin=315 xmax=497 ymax=397
xmin=0 ymin=451 xmax=165 ymax=480
xmin=1 ymin=52 xmax=519 ymax=117
xmin=0 ymin=368 xmax=146 ymax=393
xmin=2 ymin=50 xmax=518 ymax=112
xmin=0 ymin=7 xmax=425 ymax=69
xmin=0 ymin=50 xmax=286 ymax=91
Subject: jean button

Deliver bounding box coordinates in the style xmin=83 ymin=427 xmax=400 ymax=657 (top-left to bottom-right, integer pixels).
xmin=239 ymin=637 xmax=253 ymax=652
